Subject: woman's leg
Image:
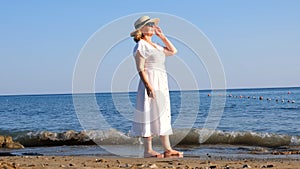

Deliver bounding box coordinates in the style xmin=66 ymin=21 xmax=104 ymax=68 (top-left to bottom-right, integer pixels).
xmin=160 ymin=135 xmax=172 ymax=151
xmin=160 ymin=135 xmax=183 ymax=157
xmin=143 ymin=137 xmax=163 ymax=158
xmin=143 ymin=137 xmax=153 ymax=153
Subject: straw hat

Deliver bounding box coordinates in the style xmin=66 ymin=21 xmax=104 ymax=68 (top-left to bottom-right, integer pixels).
xmin=130 ymin=16 xmax=159 ymax=37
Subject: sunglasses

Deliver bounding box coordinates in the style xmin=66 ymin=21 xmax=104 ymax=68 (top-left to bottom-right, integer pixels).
xmin=145 ymin=22 xmax=155 ymax=27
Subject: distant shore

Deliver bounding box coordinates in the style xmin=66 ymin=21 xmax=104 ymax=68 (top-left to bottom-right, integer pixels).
xmin=0 ymin=156 xmax=299 ymax=169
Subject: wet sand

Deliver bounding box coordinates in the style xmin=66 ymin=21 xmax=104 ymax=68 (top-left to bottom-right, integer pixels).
xmin=0 ymin=156 xmax=299 ymax=169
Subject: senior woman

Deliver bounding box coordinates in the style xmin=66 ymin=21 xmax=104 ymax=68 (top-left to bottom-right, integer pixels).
xmin=130 ymin=16 xmax=183 ymax=158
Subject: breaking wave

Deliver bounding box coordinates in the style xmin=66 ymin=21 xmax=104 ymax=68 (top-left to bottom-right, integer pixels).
xmin=11 ymin=128 xmax=300 ymax=148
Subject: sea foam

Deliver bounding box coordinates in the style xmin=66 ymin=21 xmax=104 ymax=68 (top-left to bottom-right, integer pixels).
xmin=13 ymin=128 xmax=299 ymax=148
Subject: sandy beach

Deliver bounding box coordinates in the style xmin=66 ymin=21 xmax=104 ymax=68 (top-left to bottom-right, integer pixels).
xmin=0 ymin=156 xmax=299 ymax=169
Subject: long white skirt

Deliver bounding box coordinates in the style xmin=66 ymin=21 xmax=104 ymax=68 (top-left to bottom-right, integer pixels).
xmin=130 ymin=69 xmax=173 ymax=137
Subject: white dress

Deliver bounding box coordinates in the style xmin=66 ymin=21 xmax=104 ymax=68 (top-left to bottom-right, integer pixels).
xmin=130 ymin=39 xmax=173 ymax=137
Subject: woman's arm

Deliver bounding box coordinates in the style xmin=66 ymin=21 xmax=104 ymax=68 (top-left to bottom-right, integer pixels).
xmin=154 ymin=26 xmax=177 ymax=56
xmin=135 ymin=51 xmax=155 ymax=98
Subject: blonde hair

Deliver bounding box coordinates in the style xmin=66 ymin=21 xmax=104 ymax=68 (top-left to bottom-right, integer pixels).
xmin=133 ymin=30 xmax=144 ymax=43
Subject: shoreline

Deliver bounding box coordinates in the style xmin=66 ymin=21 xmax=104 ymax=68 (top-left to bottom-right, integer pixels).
xmin=3 ymin=143 xmax=300 ymax=160
xmin=0 ymin=156 xmax=299 ymax=169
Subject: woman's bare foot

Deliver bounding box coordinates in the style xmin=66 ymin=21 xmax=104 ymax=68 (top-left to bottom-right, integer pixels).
xmin=164 ymin=149 xmax=184 ymax=158
xmin=144 ymin=150 xmax=164 ymax=158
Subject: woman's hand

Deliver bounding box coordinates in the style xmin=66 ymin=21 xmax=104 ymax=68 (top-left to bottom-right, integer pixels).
xmin=154 ymin=26 xmax=177 ymax=56
xmin=154 ymin=26 xmax=165 ymax=39
xmin=146 ymin=86 xmax=155 ymax=98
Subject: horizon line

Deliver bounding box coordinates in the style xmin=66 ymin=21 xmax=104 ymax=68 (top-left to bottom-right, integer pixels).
xmin=0 ymin=86 xmax=298 ymax=97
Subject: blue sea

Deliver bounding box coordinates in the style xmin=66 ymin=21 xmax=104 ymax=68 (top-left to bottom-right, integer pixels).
xmin=0 ymin=87 xmax=299 ymax=159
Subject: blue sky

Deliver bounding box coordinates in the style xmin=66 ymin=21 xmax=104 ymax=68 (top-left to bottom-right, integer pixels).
xmin=1 ymin=1 xmax=300 ymax=95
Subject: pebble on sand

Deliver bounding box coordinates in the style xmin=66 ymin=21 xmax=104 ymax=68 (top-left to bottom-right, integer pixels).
xmin=243 ymin=164 xmax=251 ymax=168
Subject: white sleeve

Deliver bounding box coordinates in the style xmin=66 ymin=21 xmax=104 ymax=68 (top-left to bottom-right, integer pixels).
xmin=134 ymin=51 xmax=145 ymax=72
xmin=133 ymin=41 xmax=148 ymax=58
